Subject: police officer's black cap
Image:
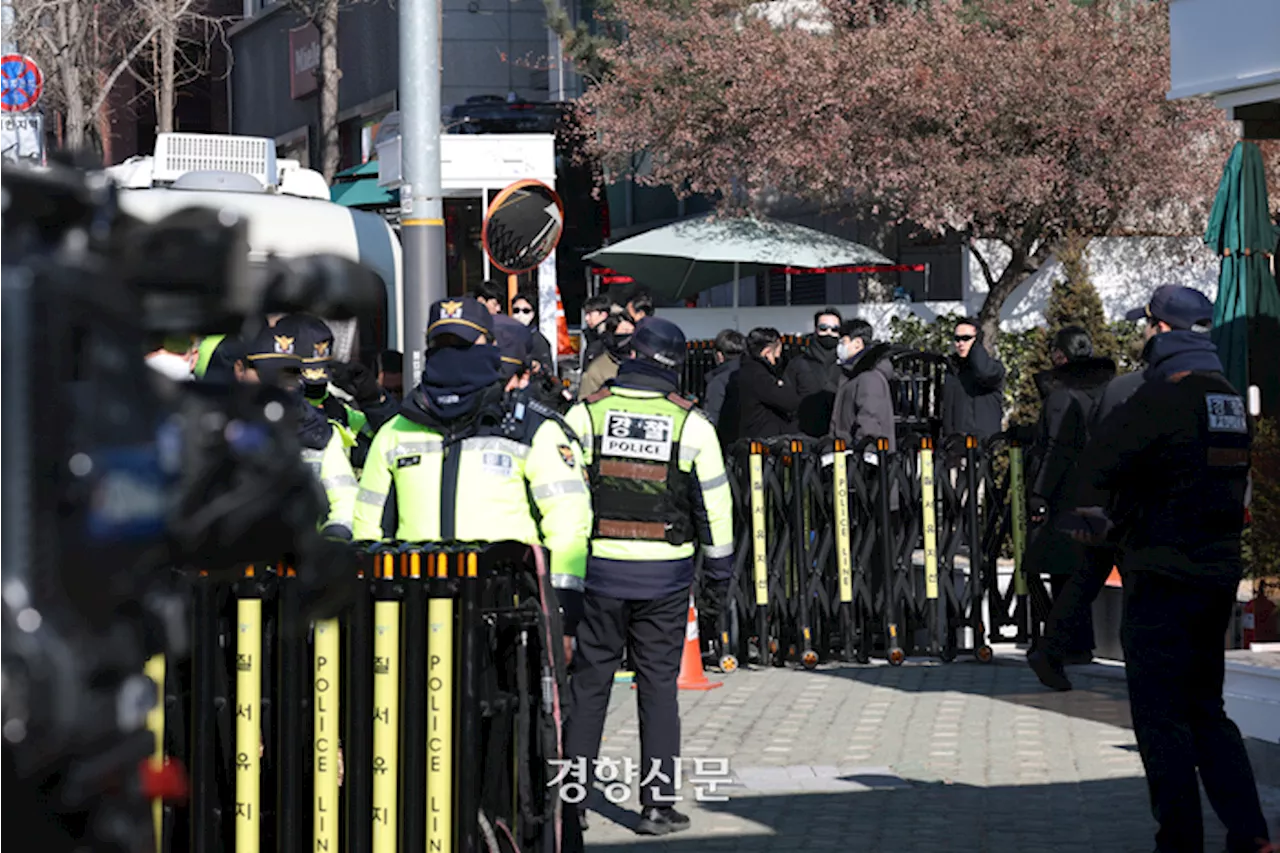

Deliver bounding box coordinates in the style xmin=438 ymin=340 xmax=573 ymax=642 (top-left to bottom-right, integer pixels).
xmin=1124 ymin=285 xmax=1214 ymax=332
xmin=427 ymin=297 xmax=495 ymax=346
xmin=273 ymin=313 xmax=335 ymax=386
xmin=242 ymin=325 xmax=303 ymax=384
xmin=492 ymin=314 xmax=533 ymax=377
xmin=631 ymin=317 xmax=687 ymax=368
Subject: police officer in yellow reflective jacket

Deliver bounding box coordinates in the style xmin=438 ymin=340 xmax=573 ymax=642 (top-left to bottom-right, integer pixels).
xmin=236 ymin=328 xmax=358 ymax=538
xmin=562 ymin=317 xmax=734 ymax=839
xmin=274 ymin=313 xmax=399 ymax=471
xmin=352 ymin=297 xmax=592 ymax=601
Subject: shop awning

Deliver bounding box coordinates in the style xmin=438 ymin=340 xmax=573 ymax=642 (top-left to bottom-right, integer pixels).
xmin=335 ymin=160 xmax=380 ymax=179
xmin=331 ymin=177 xmax=394 ymax=208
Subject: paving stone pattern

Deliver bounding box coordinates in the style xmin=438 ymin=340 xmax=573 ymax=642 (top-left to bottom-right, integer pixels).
xmin=579 ymin=658 xmax=1280 ymax=851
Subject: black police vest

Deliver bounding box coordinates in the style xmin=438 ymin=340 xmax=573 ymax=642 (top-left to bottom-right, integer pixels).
xmin=585 ymin=389 xmax=697 ymax=545
xmin=1134 ymin=372 xmax=1250 ymax=550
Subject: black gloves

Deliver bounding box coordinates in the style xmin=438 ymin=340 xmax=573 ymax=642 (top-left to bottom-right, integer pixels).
xmin=1028 ymin=495 xmax=1048 ymax=525
xmin=330 ymin=362 xmax=383 ymax=406
xmin=701 ymin=578 xmax=732 ymax=619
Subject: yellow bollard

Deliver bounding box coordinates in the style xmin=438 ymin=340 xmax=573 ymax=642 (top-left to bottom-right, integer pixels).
xmin=235 ymin=568 xmax=263 ymax=853
xmin=143 ymin=653 xmax=165 ymax=853
xmin=426 ymin=553 xmax=455 ymax=853
xmin=313 ymin=619 xmax=341 ymax=852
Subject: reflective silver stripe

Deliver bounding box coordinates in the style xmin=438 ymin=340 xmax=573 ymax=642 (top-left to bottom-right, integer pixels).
xmin=462 ymin=436 xmax=530 ymax=458
xmin=703 ymin=542 xmax=734 ymax=560
xmin=385 ymin=440 xmax=442 ymax=466
xmin=552 ymin=574 xmax=586 ymax=592
xmin=679 ymin=444 xmax=701 ymax=465
xmin=357 ymin=488 xmax=386 ymax=506
xmin=700 ymin=472 xmax=729 ymax=491
xmin=531 ymin=479 xmax=588 ymax=499
xmin=322 ymin=474 xmax=358 ymax=491
xmin=300 ymin=449 xmax=324 ymax=462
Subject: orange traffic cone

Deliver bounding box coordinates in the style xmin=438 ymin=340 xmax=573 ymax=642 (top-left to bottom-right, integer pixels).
xmin=677 ymin=596 xmax=722 ymax=691
xmin=552 ymin=283 xmax=576 ymax=356
xmin=1105 ymin=566 xmax=1122 ymax=588
xmin=630 ymin=596 xmax=724 ymax=692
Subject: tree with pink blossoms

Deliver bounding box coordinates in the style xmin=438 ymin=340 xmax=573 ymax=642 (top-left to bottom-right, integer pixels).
xmin=577 ymin=0 xmax=1243 ymax=343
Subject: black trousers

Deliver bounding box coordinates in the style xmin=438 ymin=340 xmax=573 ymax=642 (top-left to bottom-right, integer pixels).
xmin=564 ymin=588 xmax=687 ymax=808
xmin=1121 ymin=572 xmax=1270 ymax=853
xmin=1042 ymin=548 xmax=1112 ymax=658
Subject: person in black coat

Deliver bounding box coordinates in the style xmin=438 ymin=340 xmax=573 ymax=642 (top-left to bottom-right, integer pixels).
xmin=511 ymin=289 xmax=554 ymax=371
xmin=702 ymin=329 xmax=744 ymax=429
xmin=785 ymin=306 xmax=844 ymax=436
xmin=1023 ymin=327 xmax=1116 ymax=665
xmin=737 ymin=327 xmax=801 ymax=439
xmin=1028 ymin=329 xmax=1149 ymax=691
xmin=941 ymin=318 xmax=1006 ymax=441
xmin=580 ymin=293 xmax=613 ymax=368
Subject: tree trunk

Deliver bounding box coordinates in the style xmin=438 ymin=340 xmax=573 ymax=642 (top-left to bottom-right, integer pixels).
xmin=158 ymin=0 xmax=176 ymax=134
xmin=317 ymin=0 xmax=341 ymax=181
xmin=58 ymin=3 xmax=89 ymax=149
xmin=975 ymin=244 xmax=1029 ymax=351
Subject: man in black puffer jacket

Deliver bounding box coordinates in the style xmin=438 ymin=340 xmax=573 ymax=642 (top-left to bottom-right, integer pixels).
xmin=941 ymin=318 xmax=1005 ymax=442
xmin=784 ymin=307 xmax=843 ymax=436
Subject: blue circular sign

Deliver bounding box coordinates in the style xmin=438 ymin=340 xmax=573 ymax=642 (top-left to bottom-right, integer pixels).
xmin=1 ymin=54 xmax=43 ymax=113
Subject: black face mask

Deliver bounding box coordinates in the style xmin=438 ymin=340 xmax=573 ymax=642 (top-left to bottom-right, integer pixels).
xmin=813 ymin=334 xmax=838 ymax=350
xmin=607 ymin=332 xmax=633 ymax=357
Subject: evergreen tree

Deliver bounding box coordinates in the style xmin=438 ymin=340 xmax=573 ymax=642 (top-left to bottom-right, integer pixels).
xmin=1010 ymin=231 xmax=1121 ymax=425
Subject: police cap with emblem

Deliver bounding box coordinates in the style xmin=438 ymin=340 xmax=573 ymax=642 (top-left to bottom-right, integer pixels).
xmin=242 ymin=325 xmax=303 ymax=385
xmin=631 ymin=317 xmax=687 ymax=368
xmin=1124 ymin=285 xmax=1214 ymax=332
xmin=273 ymin=313 xmax=335 ymax=387
xmin=427 ymin=296 xmax=495 ymax=347
xmin=492 ymin=314 xmax=533 ymax=378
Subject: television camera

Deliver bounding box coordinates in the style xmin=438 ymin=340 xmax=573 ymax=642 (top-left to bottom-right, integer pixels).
xmin=1 ymin=161 xmax=380 ymax=852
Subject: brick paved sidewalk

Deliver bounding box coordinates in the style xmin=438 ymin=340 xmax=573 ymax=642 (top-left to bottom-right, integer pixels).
xmin=575 ymin=659 xmax=1280 ymax=851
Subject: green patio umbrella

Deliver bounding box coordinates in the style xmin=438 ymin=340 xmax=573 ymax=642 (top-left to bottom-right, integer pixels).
xmin=1206 ymin=141 xmax=1280 ymax=416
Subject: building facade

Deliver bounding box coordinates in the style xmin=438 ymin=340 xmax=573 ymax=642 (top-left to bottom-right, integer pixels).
xmin=226 ymin=0 xmax=581 ymax=172
xmin=1168 ymin=0 xmax=1279 ymax=139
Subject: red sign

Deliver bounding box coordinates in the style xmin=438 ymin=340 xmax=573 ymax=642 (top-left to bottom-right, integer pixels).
xmin=289 ymin=25 xmax=320 ymax=100
xmin=1 ymin=54 xmax=43 ymax=113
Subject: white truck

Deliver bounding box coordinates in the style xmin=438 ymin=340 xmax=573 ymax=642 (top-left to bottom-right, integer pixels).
xmin=106 ymin=133 xmax=404 ymax=363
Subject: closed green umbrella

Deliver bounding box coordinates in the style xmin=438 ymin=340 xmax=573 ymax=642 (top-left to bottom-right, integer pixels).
xmin=1206 ymin=141 xmax=1280 ymax=416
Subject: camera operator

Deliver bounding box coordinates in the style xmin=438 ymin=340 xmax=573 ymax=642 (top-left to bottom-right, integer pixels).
xmin=272 ymin=313 xmax=398 ymax=471
xmin=1066 ymin=285 xmax=1270 ymax=853
xmin=235 ymin=327 xmax=358 ymax=540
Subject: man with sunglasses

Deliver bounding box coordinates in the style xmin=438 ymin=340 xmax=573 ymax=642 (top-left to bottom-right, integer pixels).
xmin=785 ymin=306 xmax=844 ymax=436
xmin=941 ymin=318 xmax=1006 ymax=443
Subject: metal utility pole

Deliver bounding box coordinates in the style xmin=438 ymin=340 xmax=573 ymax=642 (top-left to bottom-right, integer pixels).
xmin=2 ymin=0 xmax=18 ymax=52
xmin=398 ymin=0 xmax=448 ymax=380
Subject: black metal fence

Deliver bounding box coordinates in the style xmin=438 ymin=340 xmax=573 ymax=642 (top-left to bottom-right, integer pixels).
xmin=149 ymin=542 xmax=566 ymax=853
xmin=695 ymin=432 xmax=1047 ymax=670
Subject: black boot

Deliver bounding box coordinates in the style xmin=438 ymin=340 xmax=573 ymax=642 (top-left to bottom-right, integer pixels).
xmin=1027 ymin=649 xmax=1072 ymax=691
xmin=635 ymin=806 xmax=691 ymax=836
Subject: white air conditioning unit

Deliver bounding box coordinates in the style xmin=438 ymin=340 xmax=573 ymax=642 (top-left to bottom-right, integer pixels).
xmin=153 ymin=133 xmax=278 ymax=188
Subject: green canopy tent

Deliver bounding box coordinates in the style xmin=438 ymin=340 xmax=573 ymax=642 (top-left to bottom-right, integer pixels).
xmin=1206 ymin=141 xmax=1280 ymax=417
